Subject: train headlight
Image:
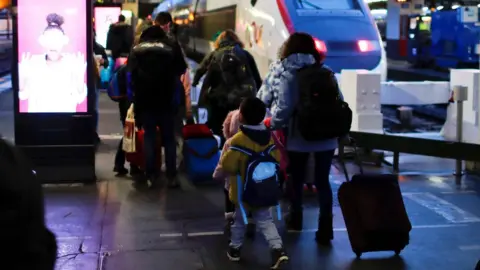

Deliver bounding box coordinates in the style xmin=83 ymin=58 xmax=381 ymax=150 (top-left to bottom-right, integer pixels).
xmin=313 ymin=38 xmax=327 ymax=53
xmin=357 ymin=40 xmax=380 ymax=52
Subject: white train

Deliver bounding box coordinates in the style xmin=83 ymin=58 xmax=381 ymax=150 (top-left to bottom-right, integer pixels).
xmin=154 ymin=0 xmax=387 ymax=81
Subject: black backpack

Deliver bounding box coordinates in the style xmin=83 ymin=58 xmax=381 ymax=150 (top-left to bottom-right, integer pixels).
xmin=295 ymin=65 xmax=352 ymax=141
xmin=229 ymin=144 xmax=282 ymax=223
xmin=0 ymin=139 xmax=57 ymax=269
xmin=214 ymin=46 xmax=256 ymax=107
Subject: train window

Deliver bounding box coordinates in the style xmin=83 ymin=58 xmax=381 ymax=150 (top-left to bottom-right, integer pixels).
xmin=295 ymin=0 xmax=360 ymax=10
xmin=251 ymin=0 xmax=257 ymax=6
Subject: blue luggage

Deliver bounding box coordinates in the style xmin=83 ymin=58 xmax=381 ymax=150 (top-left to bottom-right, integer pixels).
xmin=107 ymin=71 xmax=123 ymax=102
xmin=183 ymin=137 xmax=220 ymax=182
xmin=100 ymin=56 xmax=114 ymax=89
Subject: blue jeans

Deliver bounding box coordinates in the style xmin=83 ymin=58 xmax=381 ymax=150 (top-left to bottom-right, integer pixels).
xmin=230 ymin=207 xmax=283 ymax=249
xmin=142 ymin=112 xmax=177 ymax=179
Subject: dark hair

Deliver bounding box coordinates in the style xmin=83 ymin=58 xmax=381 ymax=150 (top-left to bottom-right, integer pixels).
xmin=240 ymin=97 xmax=266 ymax=126
xmin=118 ymin=15 xmax=126 ymax=22
xmin=280 ymin=32 xmax=324 ymax=63
xmin=155 ymin=12 xmax=173 ymax=25
xmin=139 ymin=25 xmax=166 ymax=42
xmin=45 ymin=13 xmax=64 ymax=33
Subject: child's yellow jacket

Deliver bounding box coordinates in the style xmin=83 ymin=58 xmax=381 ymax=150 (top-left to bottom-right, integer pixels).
xmin=219 ymin=125 xmax=281 ymax=207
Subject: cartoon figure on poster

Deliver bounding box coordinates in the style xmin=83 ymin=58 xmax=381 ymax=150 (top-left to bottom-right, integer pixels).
xmin=19 ymin=13 xmax=87 ymax=113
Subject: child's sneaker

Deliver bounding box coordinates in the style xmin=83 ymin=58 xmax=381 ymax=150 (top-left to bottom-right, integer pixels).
xmin=227 ymin=246 xmax=241 ymax=262
xmin=270 ymin=248 xmax=288 ymax=269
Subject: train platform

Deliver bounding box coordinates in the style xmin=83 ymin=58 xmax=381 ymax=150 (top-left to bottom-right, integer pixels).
xmin=0 ymin=86 xmax=480 ymax=270
xmin=387 ymin=59 xmax=449 ymax=82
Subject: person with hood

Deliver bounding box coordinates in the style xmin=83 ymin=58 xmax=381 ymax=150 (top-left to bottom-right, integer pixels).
xmin=127 ymin=26 xmax=187 ymax=188
xmin=193 ymin=30 xmax=262 ymax=146
xmin=257 ymin=32 xmax=343 ymax=245
xmin=106 ymin=15 xmax=133 ymax=62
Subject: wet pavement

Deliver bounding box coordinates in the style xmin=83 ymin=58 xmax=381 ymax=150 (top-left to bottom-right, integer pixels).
xmin=1 ymin=77 xmax=480 ymax=269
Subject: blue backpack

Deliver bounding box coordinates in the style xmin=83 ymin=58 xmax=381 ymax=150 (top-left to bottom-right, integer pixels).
xmin=108 ymin=66 xmax=128 ymax=102
xmin=230 ymin=144 xmax=282 ymax=224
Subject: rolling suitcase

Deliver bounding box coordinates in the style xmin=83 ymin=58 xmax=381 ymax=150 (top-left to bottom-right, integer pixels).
xmin=182 ymin=117 xmax=220 ymax=182
xmin=337 ymin=143 xmax=411 ymax=258
xmin=183 ymin=137 xmax=220 ymax=182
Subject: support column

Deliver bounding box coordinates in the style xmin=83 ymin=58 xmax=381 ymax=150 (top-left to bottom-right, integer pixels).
xmin=386 ymin=0 xmax=424 ymax=60
xmin=446 ymin=69 xmax=480 ymax=174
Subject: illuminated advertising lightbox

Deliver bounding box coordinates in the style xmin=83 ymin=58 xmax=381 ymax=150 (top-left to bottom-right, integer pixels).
xmin=94 ymin=7 xmax=121 ymax=48
xmin=17 ymin=1 xmax=88 ymax=113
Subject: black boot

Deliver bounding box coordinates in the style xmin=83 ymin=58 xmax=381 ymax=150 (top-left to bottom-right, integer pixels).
xmin=315 ymin=214 xmax=333 ymax=245
xmin=285 ymin=210 xmax=303 ymax=231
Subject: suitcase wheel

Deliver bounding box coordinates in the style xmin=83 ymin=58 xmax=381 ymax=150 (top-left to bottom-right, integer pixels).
xmin=394 ymin=249 xmax=401 ymax=256
xmin=355 ymin=251 xmax=362 ymax=258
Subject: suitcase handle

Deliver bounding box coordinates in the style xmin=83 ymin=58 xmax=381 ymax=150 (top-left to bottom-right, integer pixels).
xmin=183 ymin=116 xmax=197 ymax=126
xmin=339 ymin=136 xmax=364 ymax=181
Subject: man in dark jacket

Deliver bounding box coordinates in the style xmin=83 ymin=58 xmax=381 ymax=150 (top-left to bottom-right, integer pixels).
xmin=128 ymin=26 xmax=187 ymax=188
xmin=106 ymin=15 xmax=133 ymax=61
xmin=154 ymin=12 xmax=179 ymax=42
xmin=154 ymin=11 xmax=191 ymax=156
xmin=154 ymin=12 xmax=185 ymax=113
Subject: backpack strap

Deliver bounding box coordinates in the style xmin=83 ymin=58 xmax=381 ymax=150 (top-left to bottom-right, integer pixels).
xmin=230 ymin=145 xmax=255 ymax=156
xmin=262 ymin=144 xmax=276 ymax=156
xmin=236 ymin=175 xmax=249 ymax=225
xmin=231 ymin=144 xmax=255 ymax=225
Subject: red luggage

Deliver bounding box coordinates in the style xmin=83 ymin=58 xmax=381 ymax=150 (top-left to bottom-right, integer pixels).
xmin=337 ymin=143 xmax=411 ymax=258
xmin=182 ymin=117 xmax=213 ymax=140
xmin=125 ymin=129 xmax=162 ymax=170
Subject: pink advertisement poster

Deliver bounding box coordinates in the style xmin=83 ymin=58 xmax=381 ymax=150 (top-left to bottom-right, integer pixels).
xmin=94 ymin=7 xmax=121 ymax=48
xmin=17 ymin=0 xmax=87 ymax=113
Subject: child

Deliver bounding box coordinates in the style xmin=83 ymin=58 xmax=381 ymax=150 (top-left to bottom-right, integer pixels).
xmin=219 ymin=97 xmax=289 ymax=269
xmin=213 ymin=109 xmax=256 ymax=239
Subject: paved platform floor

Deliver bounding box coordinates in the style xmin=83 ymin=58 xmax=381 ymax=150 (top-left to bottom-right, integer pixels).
xmin=46 ymin=151 xmax=480 ymax=270
xmin=1 ymin=77 xmax=480 ymax=270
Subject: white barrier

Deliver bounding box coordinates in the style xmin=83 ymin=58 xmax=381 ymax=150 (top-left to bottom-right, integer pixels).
xmin=442 ymin=69 xmax=480 ymax=144
xmin=189 ymin=55 xmax=479 ymax=144
xmin=340 ymin=68 xmax=480 ymax=144
xmin=380 ymin=81 xmax=450 ymax=105
xmin=341 ymin=70 xmax=383 ymax=133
